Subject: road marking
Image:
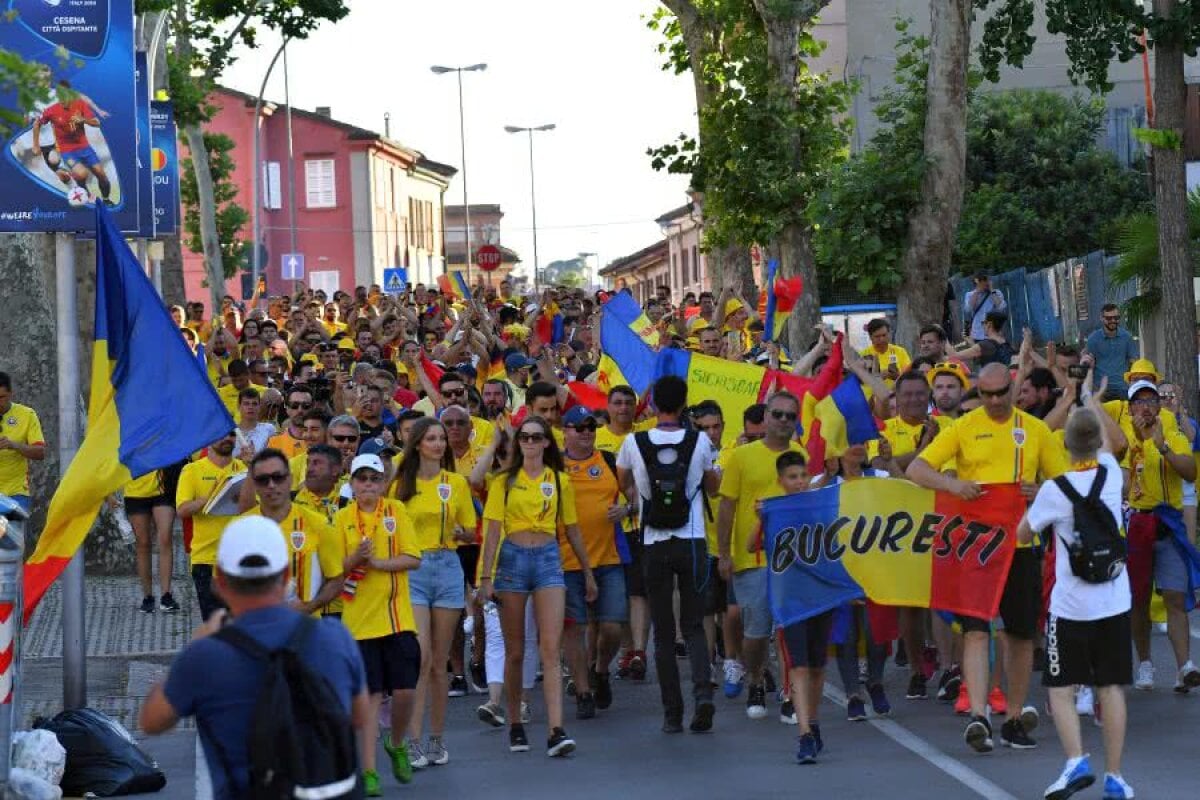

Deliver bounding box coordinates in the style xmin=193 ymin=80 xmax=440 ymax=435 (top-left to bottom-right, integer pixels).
xmin=823 ymin=684 xmax=1019 ymax=800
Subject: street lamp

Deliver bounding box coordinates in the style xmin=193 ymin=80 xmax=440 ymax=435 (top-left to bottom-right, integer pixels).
xmin=432 ymin=63 xmax=487 ymax=285
xmin=505 ymin=123 xmax=556 ymax=292
xmin=251 ymin=36 xmax=291 ymax=306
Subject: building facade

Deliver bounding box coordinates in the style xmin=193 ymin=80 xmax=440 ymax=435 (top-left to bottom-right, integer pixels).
xmin=598 ymin=240 xmax=669 ymax=304
xmin=657 ymin=202 xmax=708 ymax=300
xmin=444 ymin=203 xmax=521 ymax=285
xmin=181 ymin=87 xmax=455 ymax=302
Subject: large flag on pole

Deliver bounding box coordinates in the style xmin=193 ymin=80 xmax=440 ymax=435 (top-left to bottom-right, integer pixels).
xmin=762 ymin=480 xmax=1024 ymax=625
xmin=760 ymin=260 xmax=803 ymax=343
xmin=23 ymin=205 xmax=235 ymax=621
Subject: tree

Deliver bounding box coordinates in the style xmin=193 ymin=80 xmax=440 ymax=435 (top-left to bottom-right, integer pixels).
xmin=0 ymin=46 xmax=51 ymax=135
xmin=1109 ymin=192 xmax=1200 ymax=328
xmin=167 ymin=0 xmax=349 ymax=313
xmin=649 ymin=0 xmax=850 ymax=347
xmin=179 ymin=131 xmax=248 ymax=283
xmin=977 ymin=0 xmax=1200 ymax=412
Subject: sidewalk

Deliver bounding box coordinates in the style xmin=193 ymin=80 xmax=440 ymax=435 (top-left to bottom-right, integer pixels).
xmin=20 ymin=547 xmax=202 ymax=798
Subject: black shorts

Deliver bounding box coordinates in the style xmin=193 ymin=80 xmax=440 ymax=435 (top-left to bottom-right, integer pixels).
xmin=1042 ymin=612 xmax=1132 ymax=688
xmin=124 ymin=494 xmax=172 ymax=516
xmin=703 ymin=558 xmax=728 ymax=616
xmin=782 ymin=612 xmax=834 ymax=669
xmin=624 ymin=530 xmax=646 ymax=598
xmin=957 ymin=548 xmax=1040 ymax=639
xmin=358 ymin=632 xmax=421 ymax=695
xmin=457 ymin=545 xmax=481 ymax=588
xmin=160 ymin=460 xmax=187 ymax=503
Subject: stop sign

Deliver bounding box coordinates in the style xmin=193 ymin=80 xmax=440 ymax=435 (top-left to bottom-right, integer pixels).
xmin=476 ymin=244 xmax=502 ymax=272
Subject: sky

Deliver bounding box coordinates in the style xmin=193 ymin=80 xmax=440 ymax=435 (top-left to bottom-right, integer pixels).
xmin=221 ymin=0 xmax=698 ymax=283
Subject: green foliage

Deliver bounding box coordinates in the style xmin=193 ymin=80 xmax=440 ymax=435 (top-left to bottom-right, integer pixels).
xmin=810 ymin=20 xmax=1150 ymax=288
xmin=646 ymin=1 xmax=852 ymax=251
xmin=0 ymin=46 xmax=50 ymax=136
xmin=1132 ymin=127 xmax=1182 ymax=150
xmin=180 ymin=133 xmax=247 ymax=278
xmin=1108 ymin=192 xmax=1200 ymax=326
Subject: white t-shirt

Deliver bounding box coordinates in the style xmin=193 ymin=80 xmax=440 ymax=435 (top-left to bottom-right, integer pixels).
xmin=1025 ymin=452 xmax=1131 ymax=621
xmin=616 ymin=427 xmax=716 ymax=545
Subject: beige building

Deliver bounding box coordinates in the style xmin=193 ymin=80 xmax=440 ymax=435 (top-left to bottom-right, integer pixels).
xmin=599 ymin=240 xmax=669 ymax=304
xmin=444 ymin=203 xmax=521 ymax=284
xmin=657 ymin=202 xmax=708 ymax=300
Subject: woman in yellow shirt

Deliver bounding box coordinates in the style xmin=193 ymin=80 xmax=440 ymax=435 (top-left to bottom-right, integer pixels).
xmin=122 ymin=471 xmax=179 ymax=614
xmin=479 ymin=415 xmax=596 ymax=757
xmin=389 ymin=417 xmax=476 ymax=769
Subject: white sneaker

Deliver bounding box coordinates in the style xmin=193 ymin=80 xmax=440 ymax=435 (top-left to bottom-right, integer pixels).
xmin=1134 ymin=660 xmax=1155 ymax=691
xmin=1174 ymin=661 xmax=1200 ymax=693
xmin=1075 ymin=686 xmax=1094 ymax=716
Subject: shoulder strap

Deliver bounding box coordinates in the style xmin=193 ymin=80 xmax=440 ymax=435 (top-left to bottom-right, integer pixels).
xmin=212 ymin=624 xmax=272 ymax=661
xmin=678 ymin=429 xmax=701 ymax=465
xmin=1086 ymin=465 xmax=1108 ymax=502
xmin=599 ymin=449 xmax=618 ymax=476
xmin=555 ymin=470 xmax=564 ymax=523
xmin=1052 ymin=473 xmax=1085 ymax=504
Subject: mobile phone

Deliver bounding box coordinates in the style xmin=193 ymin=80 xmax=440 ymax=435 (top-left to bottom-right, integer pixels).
xmin=1067 ymin=364 xmax=1087 ymax=380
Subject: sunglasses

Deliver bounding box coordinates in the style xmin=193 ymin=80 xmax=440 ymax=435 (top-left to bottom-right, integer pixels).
xmin=304 ymin=338 xmax=322 ymax=345
xmin=769 ymin=409 xmax=798 ymax=422
xmin=288 ymin=401 xmax=313 ymax=410
xmin=569 ymin=422 xmax=598 ymax=433
xmin=443 ymin=388 xmax=467 ymax=398
xmin=442 ymin=418 xmax=471 ymax=427
xmin=979 ymin=385 xmax=1011 ymax=398
xmin=353 ymin=473 xmax=385 ymax=484
xmin=330 ymin=433 xmax=359 ymax=443
xmin=518 ymin=432 xmax=547 ymax=444
xmin=1161 ymin=392 xmax=1177 ymax=399
xmin=252 ymin=471 xmax=290 ymax=487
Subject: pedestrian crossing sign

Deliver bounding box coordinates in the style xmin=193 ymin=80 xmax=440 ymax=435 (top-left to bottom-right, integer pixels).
xmin=383 ymin=267 xmax=407 ymax=295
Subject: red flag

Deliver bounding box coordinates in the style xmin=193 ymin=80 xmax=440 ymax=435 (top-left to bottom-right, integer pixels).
xmin=419 ymin=354 xmax=444 ymax=388
xmin=929 ymin=484 xmax=1024 ymax=617
xmin=565 ymin=381 xmax=608 ymax=412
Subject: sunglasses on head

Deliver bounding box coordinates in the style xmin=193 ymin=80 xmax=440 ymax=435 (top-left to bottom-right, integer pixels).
xmin=288 ymin=401 xmax=313 ymax=410
xmin=569 ymin=422 xmax=597 ymax=433
xmin=252 ymin=471 xmax=290 ymax=487
xmin=518 ymin=432 xmax=546 ymax=443
xmin=770 ymin=409 xmax=798 ymax=422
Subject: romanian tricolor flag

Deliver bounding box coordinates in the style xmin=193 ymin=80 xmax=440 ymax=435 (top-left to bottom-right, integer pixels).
xmin=603 ymin=292 xmax=659 ymax=348
xmin=598 ymin=295 xmax=657 ymax=395
xmin=760 ymin=259 xmax=803 ymax=343
xmin=436 ymin=271 xmax=470 ymax=301
xmin=762 ymin=480 xmax=1024 ymax=625
xmin=24 ymin=205 xmax=235 ymax=621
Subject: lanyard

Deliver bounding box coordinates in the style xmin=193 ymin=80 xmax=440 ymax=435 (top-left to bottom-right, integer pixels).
xmin=355 ymin=500 xmax=385 ymax=550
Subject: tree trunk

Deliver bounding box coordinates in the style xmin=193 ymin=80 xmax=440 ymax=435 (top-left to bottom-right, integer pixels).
xmin=1150 ymin=3 xmax=1198 ymax=416
xmin=895 ymin=0 xmax=971 ymax=351
xmin=160 ymin=233 xmax=187 ymax=307
xmin=183 ymin=122 xmax=227 ymax=314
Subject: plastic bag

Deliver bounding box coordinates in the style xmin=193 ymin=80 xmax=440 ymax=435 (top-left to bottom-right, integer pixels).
xmin=11 ymin=730 xmax=65 ymax=786
xmin=34 ymin=708 xmax=166 ymax=797
xmin=4 ymin=767 xmax=62 ymax=800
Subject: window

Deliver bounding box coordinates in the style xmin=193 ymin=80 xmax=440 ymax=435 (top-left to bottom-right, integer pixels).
xmin=692 ymin=245 xmax=700 ymax=283
xmin=305 ymin=159 xmax=336 ymax=208
xmin=681 ymin=249 xmax=690 ymax=287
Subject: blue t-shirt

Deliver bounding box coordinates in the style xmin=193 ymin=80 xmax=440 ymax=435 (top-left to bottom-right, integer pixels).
xmin=1085 ymin=327 xmax=1138 ymax=395
xmin=164 ymin=606 xmax=366 ymax=800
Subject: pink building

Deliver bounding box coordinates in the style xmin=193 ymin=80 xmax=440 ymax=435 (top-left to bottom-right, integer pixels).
xmin=182 ymin=87 xmax=456 ymax=302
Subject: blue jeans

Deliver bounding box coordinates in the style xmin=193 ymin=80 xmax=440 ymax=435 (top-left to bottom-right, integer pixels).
xmin=564 ymin=565 xmax=628 ymax=624
xmin=408 ymin=549 xmax=466 ymax=609
xmin=493 ymin=539 xmax=565 ymax=593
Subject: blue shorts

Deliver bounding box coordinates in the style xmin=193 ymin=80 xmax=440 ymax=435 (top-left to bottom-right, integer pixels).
xmin=732 ymin=567 xmax=772 ymax=639
xmin=1153 ymin=537 xmax=1190 ymax=594
xmin=493 ymin=539 xmax=565 ymax=594
xmin=62 ymin=146 xmax=100 ymax=169
xmin=408 ymin=549 xmax=465 ymax=610
xmin=564 ymin=565 xmax=628 ymax=624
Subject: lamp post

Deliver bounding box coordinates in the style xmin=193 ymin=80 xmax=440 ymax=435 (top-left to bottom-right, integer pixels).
xmin=432 ymin=63 xmax=487 ymax=284
xmin=251 ymin=36 xmax=290 ymax=306
xmin=504 ymin=124 xmax=556 ymax=292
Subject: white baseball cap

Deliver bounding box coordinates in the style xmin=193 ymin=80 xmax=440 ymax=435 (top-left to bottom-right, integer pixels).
xmin=350 ymin=454 xmax=386 ymax=475
xmin=217 ymin=516 xmax=288 ymax=578
xmin=1127 ymin=379 xmax=1159 ymax=400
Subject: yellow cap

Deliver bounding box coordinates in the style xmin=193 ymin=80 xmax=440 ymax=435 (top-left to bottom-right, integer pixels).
xmin=926 ymin=360 xmax=970 ymax=389
xmin=336 ymin=338 xmax=356 ymax=351
xmin=298 ymin=353 xmax=319 ymax=366
xmin=724 ymin=298 xmax=745 ymax=317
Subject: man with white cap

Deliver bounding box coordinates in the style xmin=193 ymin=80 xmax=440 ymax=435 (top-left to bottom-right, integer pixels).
xmin=1121 ymin=378 xmax=1200 ymax=693
xmin=138 ymin=515 xmax=368 ymax=799
xmin=331 ymin=453 xmax=422 ymax=796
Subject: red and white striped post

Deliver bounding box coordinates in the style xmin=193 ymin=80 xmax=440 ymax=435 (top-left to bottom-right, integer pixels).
xmin=0 ymin=499 xmax=28 ymax=791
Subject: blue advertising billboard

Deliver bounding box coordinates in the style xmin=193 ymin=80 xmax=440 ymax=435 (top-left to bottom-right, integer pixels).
xmin=0 ymin=0 xmax=138 ymax=232
xmin=150 ymin=100 xmax=178 ymax=236
xmin=134 ymin=50 xmax=152 ymax=236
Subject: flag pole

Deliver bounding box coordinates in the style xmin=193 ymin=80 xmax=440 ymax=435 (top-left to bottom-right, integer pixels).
xmin=55 ymin=232 xmax=86 ymax=709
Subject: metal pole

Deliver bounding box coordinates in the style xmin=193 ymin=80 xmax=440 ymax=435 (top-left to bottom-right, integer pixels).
xmin=284 ymin=44 xmax=298 ymax=258
xmin=457 ymin=70 xmax=472 ymax=286
xmin=55 ymin=234 xmax=86 ymax=710
xmin=527 ymin=130 xmax=540 ymax=293
xmin=251 ymin=38 xmax=289 ymax=306
xmin=0 ymin=503 xmax=28 ymax=793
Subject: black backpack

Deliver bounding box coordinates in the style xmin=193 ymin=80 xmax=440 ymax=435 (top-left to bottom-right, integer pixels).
xmin=205 ymin=617 xmax=362 ymax=800
xmin=634 ymin=429 xmax=701 ymax=530
xmin=1052 ymin=465 xmax=1127 ymax=584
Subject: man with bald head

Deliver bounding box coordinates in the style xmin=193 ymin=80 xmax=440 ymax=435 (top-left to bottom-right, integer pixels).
xmin=908 ymin=362 xmax=1067 ymax=754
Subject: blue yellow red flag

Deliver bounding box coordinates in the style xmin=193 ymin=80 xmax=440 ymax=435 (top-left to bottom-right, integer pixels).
xmin=598 ymin=297 xmax=657 ymax=395
xmin=762 ymin=480 xmax=1024 ymax=624
xmin=23 ymin=205 xmax=235 ymax=621
xmin=437 ymin=271 xmax=470 ymax=300
xmin=603 ymin=292 xmax=659 ymax=348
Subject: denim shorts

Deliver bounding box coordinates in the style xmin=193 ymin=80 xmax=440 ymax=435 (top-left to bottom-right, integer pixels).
xmin=408 ymin=549 xmax=466 ymax=610
xmin=564 ymin=565 xmax=628 ymax=624
xmin=493 ymin=539 xmax=565 ymax=594
xmin=732 ymin=567 xmax=772 ymax=639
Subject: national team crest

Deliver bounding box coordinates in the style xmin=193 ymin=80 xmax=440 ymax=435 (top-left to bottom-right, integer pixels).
xmin=540 ymin=481 xmax=555 ymax=499
xmin=588 ymin=466 xmax=602 ymax=479
xmin=290 ymin=530 xmax=306 ymax=551
xmin=1012 ymin=428 xmax=1026 ymax=446
xmin=437 ymin=483 xmax=452 ymax=503
xmin=383 ymin=517 xmax=396 ymax=535
xmin=5 ymin=418 xmax=14 ymax=426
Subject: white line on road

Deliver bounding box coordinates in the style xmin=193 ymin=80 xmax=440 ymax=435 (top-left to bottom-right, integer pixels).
xmin=822 ymin=683 xmax=1019 ymax=800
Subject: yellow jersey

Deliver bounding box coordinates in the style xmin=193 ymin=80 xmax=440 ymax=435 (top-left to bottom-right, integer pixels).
xmin=333 ymin=498 xmax=420 ymax=639
xmin=562 ymin=451 xmax=622 ymax=570
xmin=719 ymin=439 xmax=804 ymax=572
xmin=483 ymin=467 xmax=578 ymax=535
xmin=394 ymin=471 xmax=477 ymax=551
xmin=245 ymin=503 xmax=341 ymax=614
xmin=268 ymin=429 xmax=307 ymax=459
xmin=0 ymin=403 xmax=44 ymax=496
xmin=919 ymin=407 xmax=1066 ymax=485
xmin=861 ymin=343 xmax=911 ymax=384
xmin=125 ymin=471 xmax=163 ymax=500
xmin=176 ymin=456 xmax=246 ymax=566
xmin=1123 ymin=429 xmax=1192 ymax=511
xmin=217 ymin=382 xmax=242 ymax=419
